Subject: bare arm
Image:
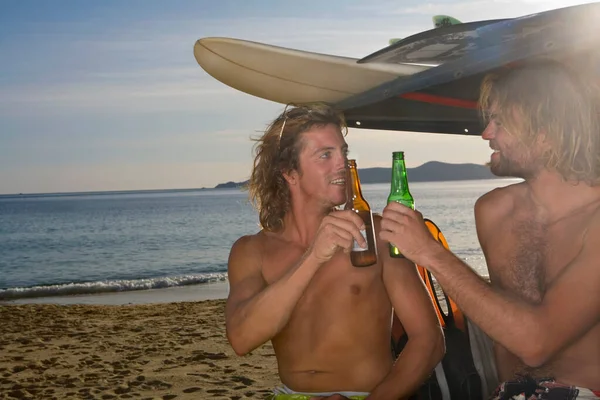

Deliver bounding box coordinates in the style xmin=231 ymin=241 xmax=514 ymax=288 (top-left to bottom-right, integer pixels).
xmin=225 ymin=235 xmax=323 ymax=355
xmin=380 ymin=200 xmax=600 ymax=368
xmin=368 ymin=216 xmax=445 ymax=400
xmin=225 ymin=211 xmax=367 ymax=356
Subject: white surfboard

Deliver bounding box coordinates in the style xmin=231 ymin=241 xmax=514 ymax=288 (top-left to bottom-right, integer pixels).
xmin=193 ymin=37 xmax=432 ymax=105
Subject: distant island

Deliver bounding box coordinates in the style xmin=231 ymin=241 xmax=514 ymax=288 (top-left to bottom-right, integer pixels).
xmin=215 ymin=161 xmax=496 ymax=189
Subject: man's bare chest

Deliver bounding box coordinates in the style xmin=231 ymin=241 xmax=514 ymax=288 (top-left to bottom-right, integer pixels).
xmin=260 ymin=242 xmax=384 ymax=306
xmin=487 ymin=216 xmax=587 ymax=303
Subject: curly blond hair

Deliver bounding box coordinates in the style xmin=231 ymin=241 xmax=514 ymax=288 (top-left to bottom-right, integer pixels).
xmin=246 ymin=103 xmax=347 ymax=232
xmin=478 ymin=59 xmax=600 ymax=184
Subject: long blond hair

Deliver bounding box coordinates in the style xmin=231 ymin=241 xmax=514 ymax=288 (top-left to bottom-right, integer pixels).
xmin=479 ymin=59 xmax=600 ymax=184
xmin=247 ymin=103 xmax=347 ymax=232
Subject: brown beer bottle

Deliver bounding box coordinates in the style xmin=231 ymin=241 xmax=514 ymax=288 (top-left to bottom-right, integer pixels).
xmin=344 ymin=159 xmax=378 ymax=267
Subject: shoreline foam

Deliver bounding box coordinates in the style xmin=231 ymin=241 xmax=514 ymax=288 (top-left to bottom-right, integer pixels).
xmin=1 ymin=281 xmax=230 ymax=306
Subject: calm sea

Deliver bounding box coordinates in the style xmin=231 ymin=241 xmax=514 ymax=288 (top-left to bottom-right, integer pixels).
xmin=0 ymin=179 xmax=520 ymax=301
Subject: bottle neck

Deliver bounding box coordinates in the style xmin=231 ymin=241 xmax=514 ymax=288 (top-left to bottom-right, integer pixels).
xmin=345 ymin=164 xmax=369 ymax=209
xmin=390 ymin=158 xmax=410 ymax=195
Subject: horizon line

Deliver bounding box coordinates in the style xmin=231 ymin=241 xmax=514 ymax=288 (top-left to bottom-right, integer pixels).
xmin=0 ymin=161 xmax=490 ymax=197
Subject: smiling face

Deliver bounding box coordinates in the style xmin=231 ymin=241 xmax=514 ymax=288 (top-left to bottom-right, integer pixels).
xmin=284 ymin=123 xmax=348 ymax=209
xmin=481 ymin=105 xmax=545 ymax=180
xmin=478 ymin=60 xmax=600 ymax=186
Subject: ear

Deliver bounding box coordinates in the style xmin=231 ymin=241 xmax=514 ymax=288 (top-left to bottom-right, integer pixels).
xmin=536 ymin=129 xmax=551 ymax=147
xmin=282 ymin=169 xmax=299 ymax=185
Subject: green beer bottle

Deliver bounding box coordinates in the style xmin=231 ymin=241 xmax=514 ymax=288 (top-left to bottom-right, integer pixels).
xmin=387 ymin=151 xmax=415 ymax=258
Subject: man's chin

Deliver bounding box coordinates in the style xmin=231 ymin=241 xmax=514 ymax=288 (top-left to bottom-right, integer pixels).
xmin=490 ymin=168 xmax=510 ymax=178
xmin=489 ymin=162 xmax=508 ymax=177
xmin=489 ymin=164 xmax=522 ymax=179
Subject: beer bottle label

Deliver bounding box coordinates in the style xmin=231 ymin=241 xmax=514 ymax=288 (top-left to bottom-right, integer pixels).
xmin=353 ymin=229 xmax=368 ymax=252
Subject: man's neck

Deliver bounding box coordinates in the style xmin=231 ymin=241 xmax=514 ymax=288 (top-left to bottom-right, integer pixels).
xmin=281 ymin=197 xmax=334 ymax=248
xmin=525 ymin=169 xmax=600 ymax=223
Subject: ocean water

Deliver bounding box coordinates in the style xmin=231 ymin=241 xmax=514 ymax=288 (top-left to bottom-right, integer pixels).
xmin=0 ymin=179 xmax=520 ymax=301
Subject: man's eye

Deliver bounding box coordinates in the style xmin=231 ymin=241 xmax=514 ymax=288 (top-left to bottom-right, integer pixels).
xmin=488 ymin=113 xmax=502 ymax=126
xmin=321 ymin=151 xmax=331 ymax=159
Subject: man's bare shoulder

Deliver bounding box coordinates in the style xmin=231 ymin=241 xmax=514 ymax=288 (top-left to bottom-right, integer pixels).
xmin=230 ymin=232 xmax=260 ymax=251
xmin=474 ymin=181 xmax=527 ymax=249
xmin=228 ymin=229 xmax=287 ymax=268
xmin=475 ymin=181 xmax=525 ymax=222
xmin=228 ymin=231 xmax=266 ymax=267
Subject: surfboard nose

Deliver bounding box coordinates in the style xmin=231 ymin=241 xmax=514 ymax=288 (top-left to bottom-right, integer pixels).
xmin=193 ymin=37 xmax=269 ymax=84
xmin=193 ymin=37 xmax=231 ymax=71
xmin=193 ymin=37 xmax=247 ymax=93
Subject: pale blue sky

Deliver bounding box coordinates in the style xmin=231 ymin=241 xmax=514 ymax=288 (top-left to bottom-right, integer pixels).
xmin=0 ymin=0 xmax=594 ymax=194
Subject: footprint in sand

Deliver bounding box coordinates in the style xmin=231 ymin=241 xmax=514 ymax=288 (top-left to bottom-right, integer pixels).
xmin=12 ymin=365 xmax=27 ymax=373
xmin=114 ymin=385 xmax=131 ymax=394
xmin=231 ymin=376 xmax=255 ymax=386
xmin=206 ymin=388 xmax=228 ymax=394
xmin=141 ymin=379 xmax=172 ymax=390
xmin=116 ymin=369 xmax=132 ymax=377
xmin=182 ymin=387 xmax=202 ymax=393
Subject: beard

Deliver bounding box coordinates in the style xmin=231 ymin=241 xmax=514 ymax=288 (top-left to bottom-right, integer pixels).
xmin=489 ymin=152 xmax=539 ymax=180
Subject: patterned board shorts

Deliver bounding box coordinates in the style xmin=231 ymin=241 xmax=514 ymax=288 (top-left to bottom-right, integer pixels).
xmin=490 ymin=376 xmax=600 ymax=400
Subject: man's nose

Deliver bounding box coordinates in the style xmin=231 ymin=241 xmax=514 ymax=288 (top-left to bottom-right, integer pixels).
xmin=336 ymin=152 xmax=347 ymax=169
xmin=481 ymin=121 xmax=495 ymax=140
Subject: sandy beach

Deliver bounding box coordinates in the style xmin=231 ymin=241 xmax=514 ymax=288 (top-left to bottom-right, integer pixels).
xmin=0 ymin=298 xmax=281 ymax=400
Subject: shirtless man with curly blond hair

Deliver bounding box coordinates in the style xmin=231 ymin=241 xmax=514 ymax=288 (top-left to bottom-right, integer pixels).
xmin=225 ymin=103 xmax=444 ymax=400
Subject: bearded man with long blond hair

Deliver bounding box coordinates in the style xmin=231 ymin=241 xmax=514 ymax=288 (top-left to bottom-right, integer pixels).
xmin=225 ymin=103 xmax=444 ymax=399
xmin=378 ymin=59 xmax=600 ymax=400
